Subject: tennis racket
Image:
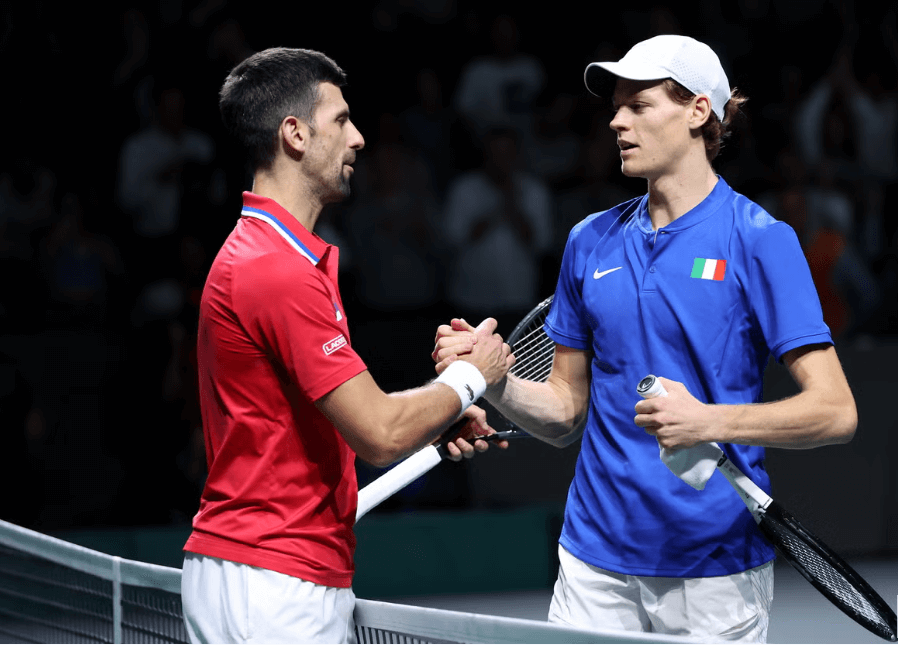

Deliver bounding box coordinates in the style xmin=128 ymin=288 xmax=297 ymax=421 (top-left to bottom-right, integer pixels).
xmin=637 ymin=375 xmax=897 ymax=642
xmin=355 ymin=295 xmax=556 ymax=522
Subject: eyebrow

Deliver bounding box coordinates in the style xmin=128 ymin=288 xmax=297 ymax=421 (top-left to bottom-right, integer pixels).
xmin=611 ymin=91 xmax=647 ymax=110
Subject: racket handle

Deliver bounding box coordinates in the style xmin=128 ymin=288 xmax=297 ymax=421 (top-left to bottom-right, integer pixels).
xmin=466 ymin=429 xmax=529 ymax=443
xmin=636 ymin=374 xmax=667 ymax=398
xmin=356 ymin=445 xmax=443 ymax=522
xmin=355 ymin=418 xmax=468 ymax=523
xmin=637 ymin=374 xmax=722 ymax=491
xmin=716 ymin=454 xmax=772 ymax=516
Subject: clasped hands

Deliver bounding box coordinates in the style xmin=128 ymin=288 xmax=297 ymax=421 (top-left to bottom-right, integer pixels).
xmin=432 ymin=317 xmax=515 ymax=461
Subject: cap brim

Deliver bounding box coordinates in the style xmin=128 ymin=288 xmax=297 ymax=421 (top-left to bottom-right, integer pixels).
xmin=584 ymin=63 xmax=614 ymax=98
xmin=584 ymin=61 xmax=669 ymax=98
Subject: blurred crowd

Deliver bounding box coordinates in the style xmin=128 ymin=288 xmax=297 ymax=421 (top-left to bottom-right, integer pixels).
xmin=1 ymin=1 xmax=896 ymax=529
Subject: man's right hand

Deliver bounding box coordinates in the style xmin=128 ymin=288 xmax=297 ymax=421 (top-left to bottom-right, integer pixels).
xmin=433 ymin=317 xmax=514 ymax=386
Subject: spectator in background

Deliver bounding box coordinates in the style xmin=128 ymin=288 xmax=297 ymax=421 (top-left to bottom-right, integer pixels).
xmin=760 ymin=64 xmax=805 ymax=154
xmin=343 ymin=113 xmax=444 ymax=392
xmin=159 ymin=234 xmax=208 ymax=520
xmin=347 ymin=116 xmax=443 ymax=321
xmin=528 ymin=93 xmax=583 ymax=191
xmin=39 ymin=192 xmax=125 ymax=331
xmin=116 ymin=80 xmax=217 ymax=523
xmin=399 ymin=68 xmax=456 ymax=198
xmin=453 ymin=13 xmax=545 ymax=167
xmin=113 ymin=9 xmax=155 ymax=135
xmin=0 ymin=165 xmax=59 ymax=333
xmin=117 ymin=82 xmax=215 ymax=293
xmin=758 ymin=150 xmax=880 ymax=341
xmin=794 ymin=39 xmax=898 ymax=263
xmin=553 ymin=122 xmax=636 ymax=260
xmin=344 ymin=110 xmax=472 ymax=507
xmin=442 ymin=125 xmax=552 ymax=334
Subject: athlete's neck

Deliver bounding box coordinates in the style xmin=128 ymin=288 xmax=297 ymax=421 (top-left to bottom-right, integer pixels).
xmin=645 ymin=164 xmax=718 ymax=231
xmin=251 ymin=169 xmax=322 ymax=234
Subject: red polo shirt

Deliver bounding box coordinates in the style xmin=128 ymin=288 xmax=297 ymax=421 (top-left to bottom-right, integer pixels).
xmin=184 ymin=192 xmax=367 ymax=587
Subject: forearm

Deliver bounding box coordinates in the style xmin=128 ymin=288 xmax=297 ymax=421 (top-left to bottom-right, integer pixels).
xmin=706 ymin=389 xmax=857 ymax=449
xmin=319 ymin=372 xmax=462 ymax=467
xmin=638 ymin=347 xmax=857 ymax=451
xmin=320 ymin=322 xmax=512 ymax=467
xmin=485 ymin=373 xmax=587 ymax=448
xmin=376 ymin=383 xmax=466 ymax=460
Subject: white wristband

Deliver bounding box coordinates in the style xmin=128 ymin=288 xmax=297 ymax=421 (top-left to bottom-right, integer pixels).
xmin=434 ymin=360 xmax=487 ymax=414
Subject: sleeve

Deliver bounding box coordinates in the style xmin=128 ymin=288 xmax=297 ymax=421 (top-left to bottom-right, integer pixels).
xmin=544 ymin=226 xmax=592 ymax=350
xmin=748 ymin=222 xmax=833 ymax=361
xmin=238 ymin=255 xmax=367 ymax=402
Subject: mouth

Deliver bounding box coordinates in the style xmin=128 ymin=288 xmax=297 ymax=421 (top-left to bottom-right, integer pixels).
xmin=618 ymin=141 xmax=637 ymax=153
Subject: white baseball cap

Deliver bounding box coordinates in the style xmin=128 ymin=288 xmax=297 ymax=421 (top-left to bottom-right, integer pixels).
xmin=584 ymin=35 xmax=730 ymax=121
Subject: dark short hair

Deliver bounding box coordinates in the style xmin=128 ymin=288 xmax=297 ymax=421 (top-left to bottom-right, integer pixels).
xmin=662 ymin=78 xmax=747 ymax=161
xmin=219 ymin=47 xmax=347 ymax=172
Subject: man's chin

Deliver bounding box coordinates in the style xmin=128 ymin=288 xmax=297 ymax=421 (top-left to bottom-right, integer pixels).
xmin=323 ymin=182 xmax=351 ymax=205
xmin=620 ymin=163 xmax=647 ymax=180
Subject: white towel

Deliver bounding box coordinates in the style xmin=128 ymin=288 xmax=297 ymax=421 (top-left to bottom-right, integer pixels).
xmin=660 ymin=442 xmax=724 ymax=490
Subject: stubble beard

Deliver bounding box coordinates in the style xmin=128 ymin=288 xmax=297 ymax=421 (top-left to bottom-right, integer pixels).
xmin=311 ymin=162 xmax=352 ymax=205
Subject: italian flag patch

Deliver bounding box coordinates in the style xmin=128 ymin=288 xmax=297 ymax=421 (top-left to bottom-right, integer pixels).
xmin=691 ymin=258 xmax=727 ymax=281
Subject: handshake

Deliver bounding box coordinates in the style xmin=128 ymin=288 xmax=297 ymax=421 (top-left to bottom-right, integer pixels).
xmin=429 ymin=317 xmax=516 ymax=459
xmin=431 ymin=317 xmax=516 ymax=391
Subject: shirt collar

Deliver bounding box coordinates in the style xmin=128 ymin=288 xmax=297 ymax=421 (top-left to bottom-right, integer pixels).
xmin=636 ymin=176 xmax=732 ymax=234
xmin=240 ymin=191 xmax=330 ymax=266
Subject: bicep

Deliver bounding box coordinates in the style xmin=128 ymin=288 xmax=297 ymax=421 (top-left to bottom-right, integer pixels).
xmin=543 ymin=344 xmax=592 ymax=437
xmin=546 ymin=344 xmax=591 ymax=411
xmin=782 ymin=343 xmax=857 ymax=440
xmin=782 ymin=343 xmax=851 ymax=398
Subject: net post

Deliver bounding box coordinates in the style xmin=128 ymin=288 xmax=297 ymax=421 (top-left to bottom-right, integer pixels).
xmin=112 ymin=555 xmax=123 ymax=644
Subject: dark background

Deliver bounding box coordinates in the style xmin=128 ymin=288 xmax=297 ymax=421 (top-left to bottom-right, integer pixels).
xmin=0 ymin=0 xmax=895 ymax=559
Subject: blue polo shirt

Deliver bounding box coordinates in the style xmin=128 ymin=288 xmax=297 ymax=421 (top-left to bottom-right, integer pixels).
xmin=546 ymin=177 xmax=831 ymax=577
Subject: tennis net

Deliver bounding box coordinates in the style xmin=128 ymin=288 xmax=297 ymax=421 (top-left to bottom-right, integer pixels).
xmin=0 ymin=518 xmax=690 ymax=643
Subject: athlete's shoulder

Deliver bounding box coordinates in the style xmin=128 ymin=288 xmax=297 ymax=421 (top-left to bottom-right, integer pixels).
xmin=721 ymin=185 xmax=803 ymax=261
xmin=569 ymin=194 xmax=644 ymax=240
xmin=223 ymin=227 xmax=321 ymax=301
xmin=724 ymin=184 xmax=782 ymax=231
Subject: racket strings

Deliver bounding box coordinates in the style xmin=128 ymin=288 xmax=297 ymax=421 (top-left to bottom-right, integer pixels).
xmin=509 ymin=316 xmax=553 ymax=384
xmin=761 ymin=514 xmax=896 ymax=640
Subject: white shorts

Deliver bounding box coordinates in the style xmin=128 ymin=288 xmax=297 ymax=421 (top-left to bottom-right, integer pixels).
xmin=549 ymin=545 xmax=774 ymax=642
xmin=181 ymin=553 xmax=357 ymax=644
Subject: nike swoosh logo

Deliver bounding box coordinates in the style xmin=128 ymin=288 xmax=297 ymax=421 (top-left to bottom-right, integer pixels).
xmin=594 ymin=267 xmax=622 ymax=279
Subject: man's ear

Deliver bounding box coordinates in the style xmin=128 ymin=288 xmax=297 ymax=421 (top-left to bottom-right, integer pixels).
xmin=280 ymin=115 xmax=310 ymax=157
xmin=689 ymin=95 xmax=713 ymax=130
